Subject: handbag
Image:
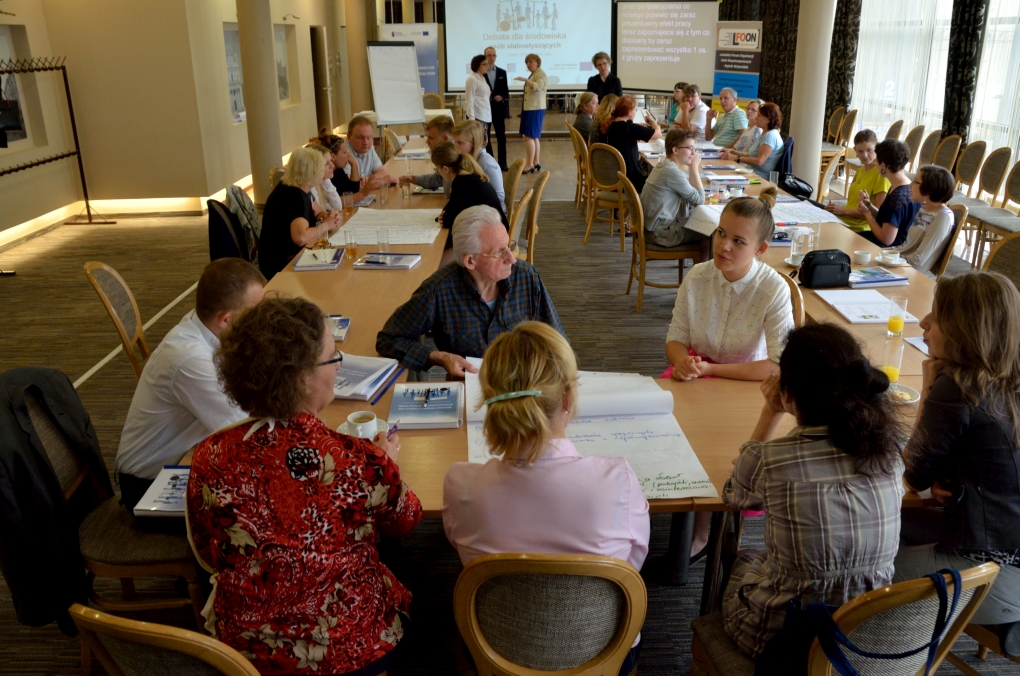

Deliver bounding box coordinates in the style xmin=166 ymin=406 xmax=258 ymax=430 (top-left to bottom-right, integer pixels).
xmin=756 ymin=568 xmax=962 ymax=676
xmin=797 ymin=249 xmax=851 ymax=288
xmin=780 ymin=173 xmax=814 ymax=201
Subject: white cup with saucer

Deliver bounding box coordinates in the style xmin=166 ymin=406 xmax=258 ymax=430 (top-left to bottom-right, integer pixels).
xmin=788 ymin=252 xmax=806 ymax=266
xmin=730 ymin=187 xmax=745 ymax=198
xmin=346 ymin=411 xmax=378 ymax=439
xmin=853 ymin=251 xmax=871 ymax=265
xmin=883 ymin=252 xmax=905 ymax=265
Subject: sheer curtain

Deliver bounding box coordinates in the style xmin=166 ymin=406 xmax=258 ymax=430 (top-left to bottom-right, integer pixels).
xmin=970 ymin=0 xmax=1020 ymax=164
xmin=850 ymin=0 xmax=953 ymax=139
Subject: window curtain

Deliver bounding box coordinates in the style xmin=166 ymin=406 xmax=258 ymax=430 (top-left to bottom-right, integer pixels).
xmin=759 ymin=0 xmax=800 ymax=137
xmin=969 ymin=0 xmax=1020 ymax=162
xmin=719 ymin=0 xmax=761 ymax=21
xmin=942 ymin=0 xmax=990 ymax=143
xmin=850 ymin=0 xmax=953 ymax=140
xmin=824 ymin=0 xmax=863 ymax=136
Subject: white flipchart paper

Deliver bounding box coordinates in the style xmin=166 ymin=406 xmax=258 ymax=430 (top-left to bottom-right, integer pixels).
xmin=464 ymin=362 xmax=718 ymax=500
xmin=685 ymin=200 xmax=836 ymax=237
xmin=329 ymin=208 xmax=442 ymax=245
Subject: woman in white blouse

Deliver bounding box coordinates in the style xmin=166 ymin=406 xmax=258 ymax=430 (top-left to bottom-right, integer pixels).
xmin=464 ymin=54 xmax=493 ymax=131
xmin=727 ymin=99 xmax=764 ymax=153
xmin=453 ymin=119 xmax=506 ymax=213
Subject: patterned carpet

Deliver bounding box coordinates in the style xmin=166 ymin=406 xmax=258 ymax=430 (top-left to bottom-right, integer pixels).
xmin=0 ymin=204 xmax=1011 ymax=674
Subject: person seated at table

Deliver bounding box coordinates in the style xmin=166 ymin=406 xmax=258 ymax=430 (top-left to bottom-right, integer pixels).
xmin=443 ymin=321 xmax=648 ymax=676
xmin=317 ymin=133 xmax=385 ymax=204
xmin=664 ymin=82 xmax=688 ymax=129
xmin=188 ymin=296 xmax=421 ymax=676
xmin=116 ymin=259 xmax=265 ymax=510
xmin=586 ymin=51 xmax=622 ymax=100
xmin=640 ymin=129 xmax=708 ymax=250
xmin=603 ymin=95 xmax=662 ymax=193
xmin=433 ymin=142 xmax=508 ymax=254
xmin=722 ymin=102 xmax=784 ymax=180
xmin=676 ymin=84 xmax=711 ymax=141
xmin=722 ymin=323 xmax=904 ymax=660
xmin=855 ymin=139 xmax=919 ymax=247
xmin=305 ymin=143 xmax=344 ymax=212
xmin=889 ymin=165 xmax=955 ymax=274
xmin=704 ymin=87 xmax=748 ymax=148
xmin=726 ymin=98 xmax=763 ymax=154
xmin=589 ymin=93 xmax=619 ymax=145
xmin=376 ymin=205 xmax=564 ymax=378
xmin=345 ymin=114 xmax=398 ymax=185
xmin=400 ymin=115 xmax=456 ymax=197
xmin=572 ymin=91 xmax=598 ymax=141
xmin=894 ymin=271 xmax=1020 ymax=656
xmin=453 ymin=119 xmax=505 ymax=213
xmin=259 ymin=146 xmax=342 ymax=279
xmin=825 ymin=129 xmax=889 ymax=232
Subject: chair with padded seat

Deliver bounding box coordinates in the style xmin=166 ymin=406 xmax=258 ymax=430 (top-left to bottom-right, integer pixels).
xmin=933 ymin=205 xmax=969 ymax=278
xmin=25 ymin=390 xmax=206 ymax=630
xmin=913 ymin=130 xmax=943 ymax=174
xmin=507 ymin=189 xmax=533 ymax=248
xmin=70 ymin=603 xmax=259 ymax=676
xmin=207 ymin=200 xmax=245 ymax=263
xmin=518 ymin=171 xmax=549 ymax=264
xmin=820 ymin=109 xmax=856 ymax=170
xmin=454 ymin=553 xmax=646 ymax=676
xmin=503 ymin=158 xmax=526 ymax=226
xmin=422 ymin=92 xmax=444 ymax=109
xmin=953 ymin=141 xmax=986 ymax=196
xmin=932 ymin=134 xmax=963 ymax=172
xmin=691 ymin=563 xmax=999 ymax=676
xmin=950 ymin=147 xmax=1013 ymax=261
xmin=983 ymin=230 xmax=1020 ymax=290
xmin=903 ymin=124 xmax=926 ymax=171
xmin=884 ymin=119 xmax=905 ymax=141
xmin=970 ymin=160 xmax=1020 ymax=267
xmin=621 ymin=172 xmax=706 ymax=312
xmin=83 ymin=262 xmax=151 ymax=379
xmin=782 ymin=272 xmax=805 ymax=328
xmin=380 ymin=128 xmax=402 ymax=164
xmin=566 ymin=121 xmax=589 ymax=212
xmin=946 ymin=623 xmax=1020 ymax=675
xmin=585 ymin=143 xmax=629 ymax=251
xmin=816 ymin=149 xmax=845 ymax=202
xmin=268 ymin=166 xmax=284 ymax=190
xmin=824 ymin=106 xmax=845 ymax=144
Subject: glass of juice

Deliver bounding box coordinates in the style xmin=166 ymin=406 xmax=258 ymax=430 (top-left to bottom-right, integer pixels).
xmin=316 ymin=221 xmax=329 ymax=248
xmin=343 ymin=228 xmax=358 ymax=262
xmin=887 ymin=296 xmax=907 ymax=337
xmin=880 ymin=339 xmax=904 ymax=383
xmin=342 ymin=192 xmax=355 ymax=215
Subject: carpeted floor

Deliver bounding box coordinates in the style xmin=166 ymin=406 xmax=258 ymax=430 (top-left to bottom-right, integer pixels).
xmin=0 ymin=200 xmax=1009 ymax=674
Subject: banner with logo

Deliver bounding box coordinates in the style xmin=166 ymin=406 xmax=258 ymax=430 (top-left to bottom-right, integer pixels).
xmin=380 ymin=23 xmax=440 ymax=94
xmin=712 ymin=21 xmax=762 ymax=100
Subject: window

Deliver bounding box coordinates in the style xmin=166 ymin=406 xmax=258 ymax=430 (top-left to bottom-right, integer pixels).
xmin=970 ymin=0 xmax=1020 ymax=163
xmin=850 ymin=0 xmax=953 ymax=140
xmin=223 ymin=24 xmax=245 ymax=123
xmin=0 ymin=25 xmax=27 ymax=145
xmin=274 ymin=25 xmax=290 ymax=102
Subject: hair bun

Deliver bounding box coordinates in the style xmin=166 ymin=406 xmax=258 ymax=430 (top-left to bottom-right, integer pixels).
xmin=758 ymin=187 xmax=778 ymax=210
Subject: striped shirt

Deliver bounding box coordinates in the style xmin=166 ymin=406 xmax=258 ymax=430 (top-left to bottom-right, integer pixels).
xmin=721 ymin=426 xmax=905 ymax=658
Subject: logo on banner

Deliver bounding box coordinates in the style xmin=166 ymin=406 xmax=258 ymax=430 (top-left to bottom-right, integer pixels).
xmin=718 ymin=29 xmax=760 ymax=50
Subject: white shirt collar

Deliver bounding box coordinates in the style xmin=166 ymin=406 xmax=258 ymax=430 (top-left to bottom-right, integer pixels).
xmin=714 ymin=258 xmax=760 ymax=291
xmin=183 ymin=309 xmax=220 ymax=349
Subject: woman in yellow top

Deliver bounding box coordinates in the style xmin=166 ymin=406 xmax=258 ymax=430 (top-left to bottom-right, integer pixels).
xmin=514 ymin=53 xmax=548 ymax=174
xmin=824 ymin=129 xmax=890 ymax=232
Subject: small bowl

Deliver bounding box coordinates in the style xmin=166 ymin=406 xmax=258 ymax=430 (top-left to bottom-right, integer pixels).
xmin=853 ymin=251 xmax=871 ymax=265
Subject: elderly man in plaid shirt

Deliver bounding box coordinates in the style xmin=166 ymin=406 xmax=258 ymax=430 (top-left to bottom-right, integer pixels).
xmin=377 ymin=205 xmax=565 ymax=377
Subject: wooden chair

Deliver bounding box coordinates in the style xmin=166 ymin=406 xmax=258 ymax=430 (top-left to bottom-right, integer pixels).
xmin=782 ymin=272 xmax=805 ymax=327
xmin=824 ymin=105 xmax=845 ymax=143
xmin=691 ymin=563 xmax=999 ymax=676
xmin=932 ymin=134 xmax=963 ymax=172
xmin=585 ymin=143 xmax=628 ymax=251
xmin=507 ymin=189 xmax=533 ymax=246
xmin=816 ymin=148 xmax=845 ymax=202
xmin=951 ymin=147 xmax=1012 ymax=260
xmin=519 ymin=171 xmax=549 ymax=264
xmin=621 ymin=173 xmax=705 ymax=311
xmin=504 ymin=158 xmax=526 ymax=226
xmin=269 ymin=166 xmax=284 ymax=190
xmin=970 ymin=160 xmax=1020 ymax=267
xmin=885 ymin=119 xmax=905 ymax=141
xmin=933 ymin=204 xmax=968 ymax=278
xmin=820 ymin=109 xmax=856 ymax=165
xmin=454 ymin=553 xmax=647 ymax=676
xmin=70 ymin=603 xmax=260 ymax=676
xmin=982 ymin=230 xmax=1020 ymax=290
xmin=903 ymin=124 xmax=926 ymax=171
xmin=422 ymin=92 xmax=444 ymax=109
xmin=83 ymin=262 xmax=151 ymax=379
xmin=565 ymin=121 xmax=589 ymax=212
xmin=946 ymin=623 xmax=1020 ymax=675
xmin=381 ymin=128 xmax=402 ymax=164
xmin=953 ymin=140 xmax=986 ymax=194
xmin=916 ymin=130 xmax=943 ymax=169
xmin=25 ymin=390 xmax=206 ymax=630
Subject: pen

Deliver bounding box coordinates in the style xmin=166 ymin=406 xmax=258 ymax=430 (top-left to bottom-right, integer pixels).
xmin=387 ymin=421 xmax=400 ymax=439
xmin=369 ymin=366 xmax=405 ymax=406
xmin=423 ymin=389 xmax=432 ymax=408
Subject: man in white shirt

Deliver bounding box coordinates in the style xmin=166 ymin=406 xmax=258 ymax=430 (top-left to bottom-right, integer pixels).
xmin=679 ymin=84 xmax=711 ymax=141
xmin=345 ymin=115 xmax=397 ymax=185
xmin=116 ymin=258 xmax=266 ymax=509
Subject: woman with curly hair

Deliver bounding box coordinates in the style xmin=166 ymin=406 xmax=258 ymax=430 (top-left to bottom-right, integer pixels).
xmin=186 ymin=296 xmax=421 ymax=675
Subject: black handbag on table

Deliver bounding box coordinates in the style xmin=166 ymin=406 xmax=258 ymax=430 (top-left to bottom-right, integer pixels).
xmin=797 ymin=249 xmax=851 ymax=288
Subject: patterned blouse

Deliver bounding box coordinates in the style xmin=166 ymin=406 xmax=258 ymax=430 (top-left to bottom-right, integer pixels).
xmin=721 ymin=426 xmax=904 ymax=658
xmin=186 ymin=413 xmax=422 ymax=675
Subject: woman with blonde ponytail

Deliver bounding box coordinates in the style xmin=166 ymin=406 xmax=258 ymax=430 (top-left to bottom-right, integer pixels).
xmin=432 ymin=141 xmax=508 ymax=252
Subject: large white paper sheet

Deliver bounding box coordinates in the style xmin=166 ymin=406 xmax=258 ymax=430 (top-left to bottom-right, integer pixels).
xmin=814 ymin=289 xmax=919 ymax=324
xmin=770 ymin=202 xmax=835 ymax=224
xmin=329 ymin=208 xmax=443 ymax=245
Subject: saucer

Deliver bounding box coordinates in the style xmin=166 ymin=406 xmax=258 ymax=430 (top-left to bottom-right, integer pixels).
xmin=338 ymin=418 xmax=389 ymax=439
xmin=880 ymin=259 xmax=908 ymax=267
xmin=888 ymin=384 xmax=920 ymax=405
xmin=784 ymin=257 xmax=804 ymax=267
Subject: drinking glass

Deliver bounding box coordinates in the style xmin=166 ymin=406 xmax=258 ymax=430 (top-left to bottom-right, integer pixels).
xmin=880 ymin=339 xmax=904 ymax=384
xmin=769 ymin=171 xmax=779 ymax=186
xmin=343 ymin=228 xmax=358 ymax=262
xmin=377 ymin=228 xmax=390 ymax=253
xmin=342 ymin=192 xmax=355 ymax=215
xmin=790 ymin=233 xmax=809 ymax=264
xmin=887 ymin=296 xmax=907 ymax=337
xmin=809 ymin=223 xmax=821 ymax=250
xmin=401 ymin=181 xmax=413 ymax=200
xmin=316 ymin=221 xmax=329 ymax=248
xmin=379 ymin=183 xmax=389 ymax=205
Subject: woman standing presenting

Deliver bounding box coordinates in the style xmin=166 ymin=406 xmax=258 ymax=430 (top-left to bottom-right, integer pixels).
xmin=464 ymin=54 xmax=492 ymax=144
xmin=515 ymin=53 xmax=547 ymax=174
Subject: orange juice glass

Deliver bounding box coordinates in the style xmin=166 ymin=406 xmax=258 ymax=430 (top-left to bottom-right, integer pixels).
xmin=888 ymin=296 xmax=907 ymax=337
xmin=881 ymin=339 xmax=904 ymax=384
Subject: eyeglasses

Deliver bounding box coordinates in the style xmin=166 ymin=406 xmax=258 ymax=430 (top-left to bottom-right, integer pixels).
xmin=318 ymin=350 xmax=343 ymax=366
xmin=476 ymin=240 xmax=519 ymax=260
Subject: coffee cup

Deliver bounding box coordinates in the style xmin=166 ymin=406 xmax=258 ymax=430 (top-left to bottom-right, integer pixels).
xmin=346 ymin=411 xmax=378 ymax=438
xmin=730 ymin=187 xmax=745 ymax=198
xmin=883 ymin=252 xmax=905 ymax=265
xmin=853 ymin=251 xmax=871 ymax=265
xmin=790 ymin=252 xmax=806 ymax=266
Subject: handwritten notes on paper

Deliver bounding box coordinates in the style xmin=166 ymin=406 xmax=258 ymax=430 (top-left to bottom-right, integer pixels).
xmin=329 ymin=208 xmax=442 ymax=245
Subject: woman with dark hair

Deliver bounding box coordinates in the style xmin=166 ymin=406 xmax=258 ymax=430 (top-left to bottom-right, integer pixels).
xmin=856 ymin=139 xmax=919 ymax=246
xmin=603 ymin=95 xmax=661 ymax=192
xmin=187 ymin=296 xmax=422 ymax=675
xmin=723 ymin=101 xmax=784 ymax=179
xmin=721 ymin=323 xmax=905 ymax=659
xmin=433 ymin=142 xmax=508 ymax=254
xmin=895 ymin=272 xmax=1020 ymax=657
xmin=664 ymin=81 xmax=688 ymax=128
xmin=464 ymin=54 xmax=492 ymax=134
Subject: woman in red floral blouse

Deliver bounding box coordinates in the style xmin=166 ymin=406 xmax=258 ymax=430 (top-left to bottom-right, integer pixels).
xmin=187 ymin=297 xmax=422 ymax=675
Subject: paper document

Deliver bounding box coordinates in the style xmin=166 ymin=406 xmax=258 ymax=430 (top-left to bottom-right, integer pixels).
xmin=814 ymin=289 xmax=920 ymax=324
xmin=770 ymin=202 xmax=834 ymax=224
xmin=330 ymin=208 xmax=442 ymax=245
xmin=684 ymin=204 xmax=726 ymax=236
xmin=133 ymin=466 xmax=190 ymax=517
xmin=464 ymin=362 xmax=717 ymax=500
xmin=905 ymin=336 xmax=929 ymax=356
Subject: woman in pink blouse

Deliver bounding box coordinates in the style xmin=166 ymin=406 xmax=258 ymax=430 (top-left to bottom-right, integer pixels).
xmin=442 ymin=321 xmax=649 ymax=674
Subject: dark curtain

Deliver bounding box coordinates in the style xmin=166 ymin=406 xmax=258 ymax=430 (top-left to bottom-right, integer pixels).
xmin=823 ymin=0 xmax=862 ymax=137
xmin=942 ymin=0 xmax=989 ymax=143
xmin=758 ymin=0 xmax=800 ymax=137
xmin=719 ymin=0 xmax=761 ymax=21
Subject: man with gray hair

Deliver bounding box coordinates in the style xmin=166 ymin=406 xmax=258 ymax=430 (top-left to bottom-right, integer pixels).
xmin=376 ymin=205 xmax=564 ymax=377
xmin=704 ymin=87 xmax=748 ymax=147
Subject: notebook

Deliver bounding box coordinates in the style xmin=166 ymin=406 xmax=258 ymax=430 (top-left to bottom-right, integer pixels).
xmin=133 ymin=466 xmax=190 ymax=518
xmin=814 ymin=289 xmax=919 ymax=324
xmin=327 ymin=315 xmax=350 ymax=341
xmin=294 ymin=247 xmax=344 ymax=271
xmin=848 ymin=266 xmax=909 ymax=288
xmin=353 ymin=253 xmax=422 ymax=269
xmin=387 ymin=383 xmax=465 ymax=429
xmin=334 ymin=354 xmax=400 ymax=400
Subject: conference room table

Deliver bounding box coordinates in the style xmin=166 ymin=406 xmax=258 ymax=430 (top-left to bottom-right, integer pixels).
xmin=263 ymin=142 xmax=935 ymax=615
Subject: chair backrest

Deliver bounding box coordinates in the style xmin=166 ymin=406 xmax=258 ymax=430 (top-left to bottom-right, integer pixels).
xmin=778 ymin=136 xmax=795 ymax=176
xmin=25 ymin=390 xmax=92 ymax=500
xmin=268 ymin=167 xmax=284 ymax=190
xmin=619 ymin=172 xmax=647 ymax=254
xmin=70 ymin=603 xmax=260 ymax=676
xmin=826 ymin=106 xmax=846 ymax=142
xmin=423 ymin=92 xmax=444 ymax=109
xmin=984 ymin=230 xmax=1020 ymax=289
xmin=1003 ymin=158 xmax=1020 ymax=209
xmin=837 ymin=109 xmax=858 ymax=146
xmin=932 ymin=134 xmax=962 ymax=172
xmin=806 ymin=563 xmax=999 ymax=676
xmin=83 ymin=262 xmax=151 ymax=379
xmin=454 ymin=553 xmax=647 ymax=676
xmin=918 ymin=130 xmax=942 ymax=167
xmin=588 ymin=143 xmax=626 ymax=190
xmin=816 ymin=149 xmax=845 ymax=202
xmin=934 ymin=205 xmax=968 ymax=278
xmin=508 ymin=189 xmax=533 ymax=244
xmin=504 ymin=158 xmax=526 ymax=224
xmin=523 ymin=171 xmax=551 ymax=263
xmin=207 ymin=200 xmax=244 ymax=262
xmin=781 ymin=271 xmax=805 ymax=327
xmin=903 ymin=125 xmax=926 ymax=169
xmin=885 ymin=120 xmax=905 ymax=141
xmin=380 ymin=128 xmax=402 ymax=164
xmin=976 ymin=147 xmax=1013 ymax=201
xmin=953 ymin=140 xmax=986 ymax=190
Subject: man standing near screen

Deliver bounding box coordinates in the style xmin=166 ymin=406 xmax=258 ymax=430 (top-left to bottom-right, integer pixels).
xmin=484 ymin=46 xmax=510 ymax=172
xmin=587 ymin=52 xmax=622 ymax=100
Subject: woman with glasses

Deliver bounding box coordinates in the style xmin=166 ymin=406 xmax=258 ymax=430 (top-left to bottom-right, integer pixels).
xmin=187 ymin=296 xmax=421 ymax=676
xmin=640 ymin=129 xmax=709 ymax=249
